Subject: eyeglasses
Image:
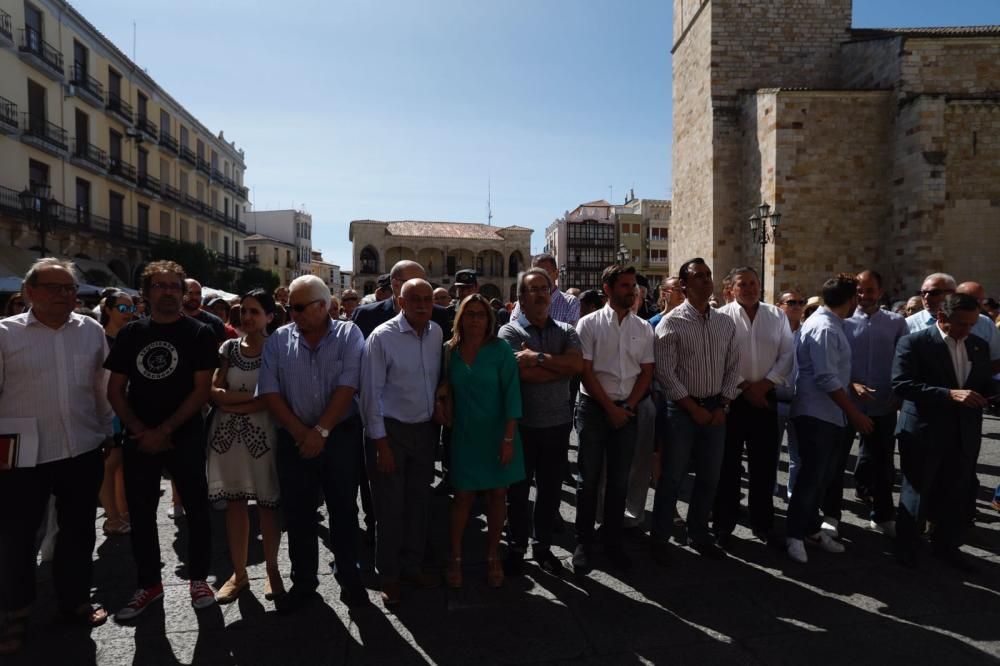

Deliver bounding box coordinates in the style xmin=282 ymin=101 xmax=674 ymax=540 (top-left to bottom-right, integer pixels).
xmin=35 ymin=283 xmax=79 ymax=295
xmin=150 ymin=282 xmax=183 ymax=292
xmin=921 ymin=289 xmax=954 ymax=298
xmin=290 ymin=299 xmax=322 ymax=313
xmin=115 ymin=304 xmax=137 ymax=314
xmin=782 ymin=299 xmax=807 ymax=306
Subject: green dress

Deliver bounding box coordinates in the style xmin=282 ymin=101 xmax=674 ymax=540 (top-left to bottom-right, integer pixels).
xmin=448 ymin=338 xmax=525 ymax=491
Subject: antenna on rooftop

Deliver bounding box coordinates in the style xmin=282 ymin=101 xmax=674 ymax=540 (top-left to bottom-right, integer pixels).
xmin=132 ymin=21 xmax=136 ymax=64
xmin=487 ymin=177 xmax=493 ymax=226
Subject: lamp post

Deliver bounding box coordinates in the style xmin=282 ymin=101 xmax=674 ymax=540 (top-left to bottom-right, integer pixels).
xmin=748 ymin=202 xmax=781 ymax=301
xmin=617 ymin=243 xmax=630 ymax=266
xmin=19 ymin=185 xmax=52 ymax=257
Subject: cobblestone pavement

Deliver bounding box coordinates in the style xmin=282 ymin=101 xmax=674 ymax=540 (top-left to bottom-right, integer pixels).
xmin=8 ymin=416 xmax=1000 ymax=665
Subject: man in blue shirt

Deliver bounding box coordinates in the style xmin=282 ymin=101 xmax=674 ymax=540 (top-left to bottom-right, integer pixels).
xmin=258 ymin=275 xmax=367 ymax=610
xmin=360 ymin=279 xmax=443 ymax=607
xmin=831 ymin=270 xmax=907 ymax=539
xmin=786 ymin=275 xmax=874 ymax=564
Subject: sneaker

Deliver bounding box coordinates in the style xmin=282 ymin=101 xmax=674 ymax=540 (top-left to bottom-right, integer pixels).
xmin=806 ymin=531 xmax=845 ymax=554
xmin=786 ymin=538 xmax=808 ymax=563
xmin=571 ymin=544 xmax=592 ymax=575
xmin=167 ymin=504 xmax=184 ymax=519
xmin=116 ymin=583 xmax=164 ymax=621
xmin=869 ymin=519 xmax=897 ymax=539
xmin=820 ymin=517 xmax=839 ymax=539
xmin=189 ymin=580 xmax=216 ymax=609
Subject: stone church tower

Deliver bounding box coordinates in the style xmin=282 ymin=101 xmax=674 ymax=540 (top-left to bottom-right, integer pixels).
xmin=670 ymin=0 xmax=1000 ymax=300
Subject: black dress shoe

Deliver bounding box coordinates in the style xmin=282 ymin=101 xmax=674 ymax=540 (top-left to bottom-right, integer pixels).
xmin=651 ymin=541 xmax=672 ymax=568
xmin=277 ymin=587 xmax=320 ymax=614
xmin=689 ymin=539 xmax=727 ymax=560
xmin=715 ymin=533 xmax=735 ymax=550
xmin=571 ymin=545 xmax=592 ymax=575
xmin=933 ymin=548 xmax=979 ymax=574
xmin=605 ymin=547 xmax=632 ymax=571
xmin=535 ymin=549 xmax=564 ymax=576
xmin=503 ymin=551 xmax=525 ymax=577
xmin=340 ymin=584 xmax=371 ymax=608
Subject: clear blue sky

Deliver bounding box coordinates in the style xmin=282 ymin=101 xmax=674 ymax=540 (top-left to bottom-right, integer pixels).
xmin=73 ymin=0 xmax=1000 ymax=269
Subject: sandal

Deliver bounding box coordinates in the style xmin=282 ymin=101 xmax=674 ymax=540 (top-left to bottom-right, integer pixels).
xmin=487 ymin=557 xmax=504 ymax=589
xmin=59 ymin=604 xmax=109 ymax=628
xmin=446 ymin=557 xmax=462 ymax=589
xmin=102 ymin=517 xmax=131 ymax=536
xmin=0 ymin=611 xmax=29 ymax=656
xmin=215 ymin=574 xmax=249 ymax=604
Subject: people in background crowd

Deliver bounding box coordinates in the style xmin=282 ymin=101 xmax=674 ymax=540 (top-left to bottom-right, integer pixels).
xmin=510 ymin=254 xmax=580 ymax=326
xmin=3 ymin=292 xmax=27 ymax=318
xmin=340 ymin=289 xmax=360 ymax=320
xmin=99 ymin=290 xmax=135 ymax=537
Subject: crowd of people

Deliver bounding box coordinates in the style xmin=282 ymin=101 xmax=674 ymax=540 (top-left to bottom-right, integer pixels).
xmin=0 ymin=252 xmax=997 ymax=655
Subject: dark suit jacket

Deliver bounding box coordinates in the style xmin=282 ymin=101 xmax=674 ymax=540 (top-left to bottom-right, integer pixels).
xmin=892 ymin=326 xmax=994 ymax=448
xmin=351 ymin=298 xmax=452 ymax=340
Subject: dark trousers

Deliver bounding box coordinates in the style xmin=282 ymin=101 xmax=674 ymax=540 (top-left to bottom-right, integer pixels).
xmin=0 ymin=447 xmax=104 ymax=612
xmin=786 ymin=416 xmax=846 ymax=539
xmin=896 ymin=429 xmax=980 ymax=555
xmin=123 ymin=422 xmax=211 ymax=588
xmin=276 ymin=418 xmax=362 ymax=591
xmin=508 ymin=422 xmax=572 ymax=553
xmin=713 ymin=395 xmax=779 ymax=535
xmin=575 ymin=395 xmax=637 ymax=549
xmin=820 ymin=426 xmax=857 ymax=522
xmin=364 ymin=419 xmax=437 ymax=581
xmin=845 ymin=413 xmax=897 ymax=522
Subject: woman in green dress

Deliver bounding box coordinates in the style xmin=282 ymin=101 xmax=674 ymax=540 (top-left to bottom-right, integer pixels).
xmin=445 ymin=294 xmax=524 ymax=588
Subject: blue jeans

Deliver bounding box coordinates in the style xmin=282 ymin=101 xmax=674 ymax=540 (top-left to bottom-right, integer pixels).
xmin=785 ymin=415 xmax=845 ymax=539
xmin=276 ymin=418 xmax=362 ymax=591
xmin=575 ymin=395 xmax=638 ymax=549
xmin=651 ymin=402 xmax=725 ymax=545
xmin=776 ymin=401 xmax=800 ymax=498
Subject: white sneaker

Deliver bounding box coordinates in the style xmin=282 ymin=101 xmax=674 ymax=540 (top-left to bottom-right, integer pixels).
xmin=869 ymin=519 xmax=896 ymax=538
xmin=806 ymin=531 xmax=845 ymax=553
xmin=168 ymin=504 xmax=185 ymax=519
xmin=786 ymin=538 xmax=808 ymax=563
xmin=820 ymin=517 xmax=839 ymax=539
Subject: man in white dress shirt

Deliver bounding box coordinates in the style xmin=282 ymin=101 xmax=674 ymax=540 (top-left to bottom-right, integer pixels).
xmin=713 ymin=267 xmax=794 ymax=546
xmin=0 ymin=258 xmax=114 ymax=651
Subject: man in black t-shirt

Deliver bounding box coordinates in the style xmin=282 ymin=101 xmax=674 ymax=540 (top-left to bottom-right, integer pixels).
xmin=182 ymin=278 xmax=227 ymax=342
xmin=105 ymin=260 xmax=219 ymax=621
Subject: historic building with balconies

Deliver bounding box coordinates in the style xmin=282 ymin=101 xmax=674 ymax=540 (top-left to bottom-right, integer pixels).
xmin=0 ymin=0 xmax=249 ymax=285
xmin=349 ymin=220 xmax=532 ymax=302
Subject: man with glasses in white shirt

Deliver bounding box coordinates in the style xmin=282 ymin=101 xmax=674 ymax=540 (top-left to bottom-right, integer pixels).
xmin=0 ymin=258 xmax=114 ymax=653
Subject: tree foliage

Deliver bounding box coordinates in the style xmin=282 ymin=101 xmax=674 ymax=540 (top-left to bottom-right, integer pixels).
xmin=235 ymin=267 xmax=280 ymax=295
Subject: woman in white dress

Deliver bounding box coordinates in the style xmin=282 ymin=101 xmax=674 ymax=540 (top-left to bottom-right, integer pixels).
xmin=207 ymin=289 xmax=282 ymax=603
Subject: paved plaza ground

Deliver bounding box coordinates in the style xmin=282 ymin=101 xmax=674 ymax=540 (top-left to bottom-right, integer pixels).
xmin=8 ymin=416 xmax=1000 ymax=665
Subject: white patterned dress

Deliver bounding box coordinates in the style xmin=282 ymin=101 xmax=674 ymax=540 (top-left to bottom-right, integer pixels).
xmin=207 ymin=338 xmax=280 ymax=508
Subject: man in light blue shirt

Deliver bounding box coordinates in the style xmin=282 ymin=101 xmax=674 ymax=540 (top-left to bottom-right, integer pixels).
xmin=787 ymin=275 xmax=874 ymax=564
xmin=258 ymin=275 xmax=366 ymax=610
xmin=360 ymin=278 xmax=442 ymax=606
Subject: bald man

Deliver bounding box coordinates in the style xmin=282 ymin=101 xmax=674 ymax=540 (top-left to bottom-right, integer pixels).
xmin=352 ymin=260 xmax=452 ymax=340
xmin=360 ymin=279 xmax=443 ymax=606
xmin=955 ymin=281 xmax=1000 ymax=374
xmin=181 ymin=278 xmax=226 ymax=342
xmin=433 ymin=287 xmax=452 ymax=308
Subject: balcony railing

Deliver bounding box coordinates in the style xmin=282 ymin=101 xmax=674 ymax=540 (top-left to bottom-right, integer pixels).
xmin=18 ymin=27 xmax=63 ymax=75
xmin=196 ymin=157 xmax=210 ymax=175
xmin=137 ymin=172 xmax=161 ymax=194
xmin=72 ymin=139 xmax=108 ymax=169
xmin=163 ymin=183 xmax=181 ymax=202
xmin=136 ymin=115 xmax=158 ymax=139
xmin=237 ymin=185 xmax=249 ymax=200
xmin=218 ymin=255 xmax=244 ymax=269
xmin=246 ymin=255 xmax=259 ymax=265
xmin=179 ymin=145 xmax=196 ymax=165
xmin=106 ymin=92 xmax=132 ymax=123
xmin=0 ymin=96 xmax=17 ymax=130
xmin=211 ymin=167 xmax=225 ymax=182
xmin=159 ymin=130 xmax=178 ymax=152
xmin=1 ymin=10 xmax=13 ymax=42
xmin=22 ymin=113 xmax=68 ymax=150
xmin=108 ymin=156 xmax=136 ymax=182
xmin=183 ymin=194 xmax=200 ymax=212
xmin=70 ymin=64 xmax=105 ymax=103
xmin=223 ymin=176 xmax=237 ymax=193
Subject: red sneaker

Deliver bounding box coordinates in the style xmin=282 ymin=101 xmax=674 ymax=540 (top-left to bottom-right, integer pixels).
xmin=116 ymin=583 xmax=164 ymax=621
xmin=189 ymin=580 xmax=216 ymax=609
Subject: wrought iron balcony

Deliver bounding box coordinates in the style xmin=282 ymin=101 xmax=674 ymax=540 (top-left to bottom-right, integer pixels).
xmin=159 ymin=130 xmax=178 ymax=153
xmin=211 ymin=167 xmax=225 ymax=182
xmin=223 ymin=176 xmax=237 ymax=193
xmin=137 ymin=172 xmax=161 ymax=195
xmin=196 ymin=157 xmax=210 ymax=175
xmin=69 ymin=64 xmax=105 ymax=105
xmin=72 ymin=139 xmax=108 ymax=170
xmin=21 ymin=113 xmax=67 ymax=151
xmin=136 ymin=115 xmax=158 ymax=141
xmin=237 ymin=185 xmax=249 ymax=200
xmin=106 ymin=92 xmax=133 ymax=124
xmin=108 ymin=157 xmax=136 ymax=182
xmin=245 ymin=255 xmax=259 ymax=265
xmin=184 ymin=194 xmax=201 ymax=212
xmin=179 ymin=145 xmax=196 ymax=165
xmin=0 ymin=10 xmax=13 ymax=43
xmin=18 ymin=27 xmax=63 ymax=79
xmin=0 ymin=96 xmax=17 ymax=133
xmin=163 ymin=183 xmax=181 ymax=203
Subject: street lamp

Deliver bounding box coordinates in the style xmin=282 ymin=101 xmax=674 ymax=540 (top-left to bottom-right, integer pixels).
xmin=617 ymin=244 xmax=630 ymax=266
xmin=19 ymin=185 xmax=53 ymax=257
xmin=748 ymin=202 xmax=781 ymax=301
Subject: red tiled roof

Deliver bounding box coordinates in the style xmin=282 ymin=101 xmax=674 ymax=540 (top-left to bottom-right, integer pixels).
xmin=580 ymin=199 xmax=612 ymax=207
xmin=384 ymin=221 xmax=519 ymax=241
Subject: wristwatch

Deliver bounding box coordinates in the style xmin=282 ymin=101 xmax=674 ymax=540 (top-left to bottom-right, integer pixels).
xmin=536 ymin=352 xmax=547 ymax=366
xmin=313 ymin=424 xmax=330 ymax=438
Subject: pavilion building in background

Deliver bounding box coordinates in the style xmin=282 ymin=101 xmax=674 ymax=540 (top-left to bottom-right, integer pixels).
xmin=349 ymin=219 xmax=531 ymax=302
xmin=0 ymin=0 xmax=249 ymax=287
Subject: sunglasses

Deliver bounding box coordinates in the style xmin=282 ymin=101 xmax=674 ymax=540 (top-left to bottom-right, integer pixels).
xmin=290 ymin=299 xmax=322 ymax=313
xmin=782 ymin=299 xmax=807 ymax=306
xmin=921 ymin=289 xmax=954 ymax=298
xmin=115 ymin=304 xmax=137 ymax=313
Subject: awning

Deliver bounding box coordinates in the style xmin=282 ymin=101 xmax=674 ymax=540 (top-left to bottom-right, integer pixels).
xmin=67 ymin=256 xmax=126 ymax=287
xmin=0 ymin=245 xmax=42 ymax=279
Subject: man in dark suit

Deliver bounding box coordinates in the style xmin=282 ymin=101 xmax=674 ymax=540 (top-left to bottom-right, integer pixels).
xmin=352 ymin=260 xmax=452 ymax=340
xmin=892 ymin=293 xmax=995 ymax=570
